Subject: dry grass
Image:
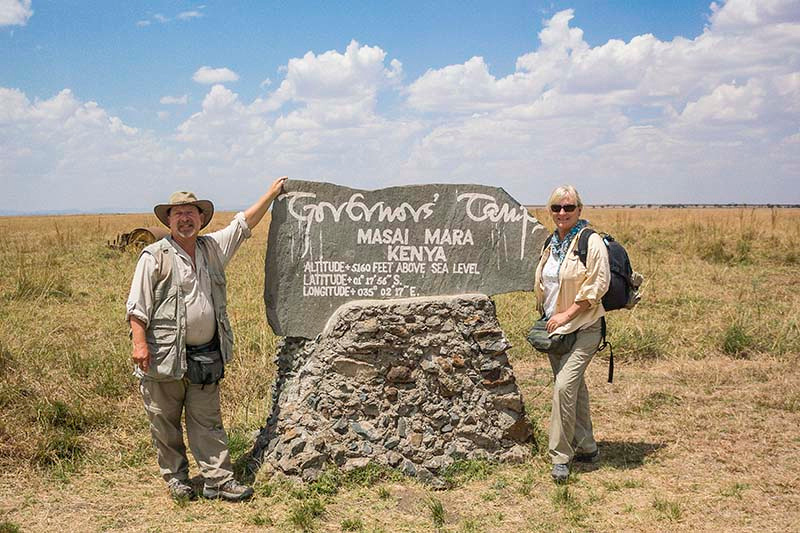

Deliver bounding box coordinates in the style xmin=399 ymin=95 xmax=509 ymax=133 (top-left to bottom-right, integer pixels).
xmin=0 ymin=207 xmax=798 ymax=532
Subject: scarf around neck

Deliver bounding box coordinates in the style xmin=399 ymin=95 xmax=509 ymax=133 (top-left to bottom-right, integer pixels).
xmin=550 ymin=219 xmax=588 ymax=266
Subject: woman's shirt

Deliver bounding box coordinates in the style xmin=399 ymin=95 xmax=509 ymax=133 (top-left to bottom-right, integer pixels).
xmin=541 ymin=250 xmax=561 ymax=319
xmin=534 ymin=227 xmax=611 ymax=335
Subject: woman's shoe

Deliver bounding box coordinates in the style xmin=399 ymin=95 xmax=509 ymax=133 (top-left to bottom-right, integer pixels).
xmin=551 ymin=463 xmax=569 ymax=483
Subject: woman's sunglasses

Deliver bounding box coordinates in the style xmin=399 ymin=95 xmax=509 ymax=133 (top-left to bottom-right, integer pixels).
xmin=550 ymin=204 xmax=578 ymax=213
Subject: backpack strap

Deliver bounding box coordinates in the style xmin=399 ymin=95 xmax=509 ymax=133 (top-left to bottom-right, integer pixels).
xmin=595 ymin=316 xmax=614 ymax=383
xmin=543 ymin=234 xmax=553 ymax=252
xmin=577 ymin=229 xmax=614 ymax=383
xmin=575 ymin=228 xmax=595 ymax=267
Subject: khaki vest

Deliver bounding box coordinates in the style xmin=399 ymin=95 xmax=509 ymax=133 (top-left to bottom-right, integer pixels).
xmin=139 ymin=237 xmax=235 ymax=381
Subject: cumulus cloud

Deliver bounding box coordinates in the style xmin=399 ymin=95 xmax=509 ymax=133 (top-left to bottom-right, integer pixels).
xmin=709 ymin=0 xmax=800 ymax=30
xmin=192 ymin=66 xmax=239 ymax=84
xmin=0 ymin=87 xmax=175 ymax=213
xmin=4 ymin=0 xmax=800 ymax=213
xmin=249 ymin=40 xmax=403 ymax=125
xmin=160 ymin=94 xmax=189 ymax=105
xmin=402 ymin=1 xmax=800 ymax=202
xmin=0 ymin=0 xmax=33 ymax=26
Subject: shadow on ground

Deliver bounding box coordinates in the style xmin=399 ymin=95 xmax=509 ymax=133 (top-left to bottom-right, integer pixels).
xmin=577 ymin=440 xmax=666 ymax=473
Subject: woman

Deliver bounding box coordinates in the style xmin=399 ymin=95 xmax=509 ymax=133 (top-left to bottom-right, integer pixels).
xmin=534 ymin=185 xmax=610 ymax=483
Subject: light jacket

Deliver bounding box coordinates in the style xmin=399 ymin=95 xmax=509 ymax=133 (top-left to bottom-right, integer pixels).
xmin=138 ymin=237 xmax=235 ymax=381
xmin=534 ymin=227 xmax=610 ymax=335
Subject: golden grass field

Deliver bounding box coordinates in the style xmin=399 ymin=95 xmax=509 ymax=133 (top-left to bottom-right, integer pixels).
xmin=0 ymin=207 xmax=798 ymax=532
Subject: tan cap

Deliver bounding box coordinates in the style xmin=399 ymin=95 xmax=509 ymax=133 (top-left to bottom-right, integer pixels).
xmin=153 ymin=191 xmax=214 ymax=230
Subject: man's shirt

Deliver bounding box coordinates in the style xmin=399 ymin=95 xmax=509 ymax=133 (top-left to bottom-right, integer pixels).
xmin=126 ymin=212 xmax=251 ymax=345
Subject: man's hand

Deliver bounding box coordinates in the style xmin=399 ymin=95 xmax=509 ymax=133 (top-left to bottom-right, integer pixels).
xmin=130 ymin=317 xmax=150 ymax=372
xmin=132 ymin=342 xmax=150 ymax=372
xmin=245 ymin=176 xmax=289 ymax=230
xmin=268 ymin=175 xmax=288 ymax=198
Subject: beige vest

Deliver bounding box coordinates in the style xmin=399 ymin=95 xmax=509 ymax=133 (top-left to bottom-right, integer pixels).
xmin=140 ymin=237 xmax=235 ymax=381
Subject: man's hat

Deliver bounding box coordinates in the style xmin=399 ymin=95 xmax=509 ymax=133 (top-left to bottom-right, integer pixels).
xmin=154 ymin=191 xmax=214 ymax=230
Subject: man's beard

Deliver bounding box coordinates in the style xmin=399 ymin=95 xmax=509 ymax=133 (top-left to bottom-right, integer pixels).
xmin=175 ymin=223 xmax=196 ymax=239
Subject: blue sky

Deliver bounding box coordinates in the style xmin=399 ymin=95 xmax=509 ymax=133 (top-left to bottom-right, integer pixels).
xmin=1 ymin=0 xmax=799 ymax=212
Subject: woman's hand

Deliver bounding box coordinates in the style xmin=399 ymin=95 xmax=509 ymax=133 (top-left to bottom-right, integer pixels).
xmin=546 ymin=312 xmax=570 ymax=333
xmin=546 ymin=300 xmax=591 ymax=332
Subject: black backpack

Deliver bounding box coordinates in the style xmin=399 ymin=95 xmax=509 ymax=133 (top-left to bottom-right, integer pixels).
xmin=543 ymin=228 xmax=641 ymax=382
xmin=575 ymin=229 xmax=636 ymax=312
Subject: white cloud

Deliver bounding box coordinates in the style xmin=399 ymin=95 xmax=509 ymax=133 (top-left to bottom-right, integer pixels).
xmin=709 ymin=0 xmax=800 ymax=31
xmin=160 ymin=94 xmax=189 ymax=105
xmin=192 ymin=66 xmax=239 ymax=84
xmin=679 ymin=80 xmax=765 ymax=123
xmin=249 ymin=40 xmax=402 ymax=126
xmin=0 ymin=88 xmax=175 ymax=213
xmin=177 ymin=10 xmax=203 ymax=20
xmin=402 ymin=2 xmax=800 ymax=202
xmin=157 ymin=111 xmax=170 ymax=120
xmin=4 ymin=1 xmax=800 ymax=213
xmin=0 ymin=0 xmax=33 ymax=26
xmin=141 ymin=6 xmax=205 ymax=26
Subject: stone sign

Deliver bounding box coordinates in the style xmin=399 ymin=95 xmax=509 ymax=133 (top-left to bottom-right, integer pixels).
xmin=264 ymin=180 xmax=546 ymax=338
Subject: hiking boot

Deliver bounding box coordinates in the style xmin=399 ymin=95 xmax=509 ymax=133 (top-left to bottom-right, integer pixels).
xmin=203 ymin=479 xmax=254 ymax=502
xmin=167 ymin=478 xmax=195 ymax=501
xmin=551 ymin=463 xmax=570 ymax=484
xmin=574 ymin=449 xmax=600 ymax=463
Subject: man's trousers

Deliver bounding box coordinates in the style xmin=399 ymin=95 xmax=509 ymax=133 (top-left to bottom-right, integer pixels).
xmin=140 ymin=378 xmax=234 ymax=486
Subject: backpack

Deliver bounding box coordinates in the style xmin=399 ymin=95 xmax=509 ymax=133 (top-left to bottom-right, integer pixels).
xmin=543 ymin=228 xmax=643 ymax=383
xmin=575 ymin=229 xmax=641 ymax=312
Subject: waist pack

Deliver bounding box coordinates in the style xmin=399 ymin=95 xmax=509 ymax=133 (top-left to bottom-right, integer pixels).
xmin=526 ymin=319 xmax=577 ymax=355
xmin=186 ymin=336 xmax=224 ymax=387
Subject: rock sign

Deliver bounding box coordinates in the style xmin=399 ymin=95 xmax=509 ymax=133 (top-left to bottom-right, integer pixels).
xmin=264 ymin=180 xmax=547 ymax=338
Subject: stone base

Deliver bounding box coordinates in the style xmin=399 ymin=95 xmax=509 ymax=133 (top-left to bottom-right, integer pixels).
xmin=253 ymin=294 xmax=533 ymax=485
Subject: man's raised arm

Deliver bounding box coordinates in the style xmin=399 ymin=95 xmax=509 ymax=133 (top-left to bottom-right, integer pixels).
xmin=244 ymin=176 xmax=288 ymax=230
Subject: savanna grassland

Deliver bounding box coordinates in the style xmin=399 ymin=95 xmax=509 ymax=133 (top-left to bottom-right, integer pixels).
xmin=0 ymin=207 xmax=798 ymax=533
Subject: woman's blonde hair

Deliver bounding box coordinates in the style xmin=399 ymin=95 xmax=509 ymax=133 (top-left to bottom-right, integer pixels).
xmin=547 ymin=185 xmax=583 ymax=208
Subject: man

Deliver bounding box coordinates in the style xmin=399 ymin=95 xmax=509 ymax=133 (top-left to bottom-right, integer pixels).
xmin=126 ymin=176 xmax=287 ymax=501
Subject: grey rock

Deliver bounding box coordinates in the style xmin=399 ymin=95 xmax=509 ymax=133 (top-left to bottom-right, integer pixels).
xmin=401 ymin=459 xmax=417 ymax=476
xmin=385 ymin=436 xmax=400 ymax=449
xmin=397 ymin=418 xmax=407 ymax=437
xmin=386 ymin=451 xmax=403 ymax=467
xmin=420 ymin=358 xmax=437 ymax=373
xmin=350 ymin=421 xmax=374 ymax=440
xmin=343 ymin=457 xmax=371 ymax=471
xmin=333 ymin=357 xmax=378 ymax=380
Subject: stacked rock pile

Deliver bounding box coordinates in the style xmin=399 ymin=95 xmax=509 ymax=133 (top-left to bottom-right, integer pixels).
xmin=253 ymin=294 xmax=533 ymax=486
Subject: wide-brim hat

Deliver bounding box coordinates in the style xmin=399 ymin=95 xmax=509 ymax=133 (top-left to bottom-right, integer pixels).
xmin=154 ymin=191 xmax=214 ymax=230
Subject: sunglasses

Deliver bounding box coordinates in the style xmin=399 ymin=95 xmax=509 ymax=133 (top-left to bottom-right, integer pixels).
xmin=550 ymin=204 xmax=578 ymax=213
